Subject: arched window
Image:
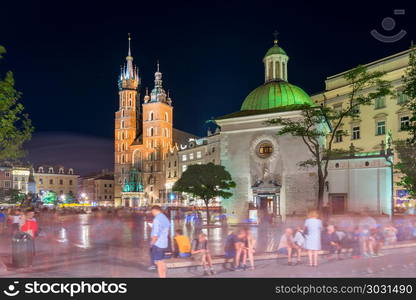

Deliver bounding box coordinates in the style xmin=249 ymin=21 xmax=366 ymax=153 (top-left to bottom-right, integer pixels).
xmin=149 ymin=111 xmax=154 ymax=121
xmin=149 ymin=127 xmax=154 ymax=136
xmin=121 ymin=155 xmax=125 ymax=163
xmin=121 ymin=132 xmax=125 ymax=140
xmin=121 ymin=120 xmax=125 ymax=129
xmin=38 ymin=167 xmax=44 ymax=173
xmin=68 ymin=168 xmax=74 ymax=175
xmin=48 ymin=167 xmax=54 ymax=173
xmin=268 ymin=61 xmax=273 ymax=80
xmin=122 ymin=110 xmax=125 ymax=117
xmin=122 ymin=143 xmax=125 ymax=151
xmin=59 ymin=168 xmax=64 ymax=174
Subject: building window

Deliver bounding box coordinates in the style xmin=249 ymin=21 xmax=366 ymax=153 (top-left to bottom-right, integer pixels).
xmin=400 ymin=116 xmax=410 ymax=131
xmin=375 ymin=97 xmax=386 ymax=109
xmin=398 ymin=91 xmax=409 ymax=104
xmin=376 ymin=121 xmax=386 ymax=135
xmin=59 ymin=179 xmax=63 ymax=185
xmin=49 ymin=179 xmax=53 ymax=184
xmin=182 ymin=154 xmax=187 ymax=161
xmin=174 ymin=161 xmax=177 ymax=167
xmin=149 ymin=127 xmax=154 ymax=137
xmin=48 ymin=167 xmax=54 ymax=173
xmin=5 ymin=172 xmax=10 ymax=177
xmin=196 ymin=151 xmax=202 ymax=159
xmin=149 ymin=111 xmax=154 ymax=121
xmin=121 ymin=120 xmax=125 ymax=129
xmin=189 ymin=153 xmax=194 ymax=160
xmin=174 ymin=171 xmax=177 ymax=177
xmin=168 ymin=171 xmax=171 ymax=178
xmin=351 ymin=103 xmax=360 ymax=114
xmin=335 ymin=130 xmax=343 ymax=143
xmin=38 ymin=167 xmax=44 ymax=173
xmin=182 ymin=165 xmax=187 ymax=172
xmin=59 ymin=168 xmax=64 ymax=174
xmin=352 ymin=126 xmax=360 ymax=140
xmin=39 ymin=178 xmax=43 ymax=185
xmin=69 ymin=180 xmax=73 ymax=185
xmin=333 ymin=103 xmax=342 ymax=112
xmin=257 ymin=142 xmax=273 ymax=158
xmin=212 ymin=147 xmax=215 ymax=153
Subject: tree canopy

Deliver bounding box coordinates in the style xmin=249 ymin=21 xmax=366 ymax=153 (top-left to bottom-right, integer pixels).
xmin=0 ymin=46 xmax=33 ymax=162
xmin=173 ymin=163 xmax=235 ymax=225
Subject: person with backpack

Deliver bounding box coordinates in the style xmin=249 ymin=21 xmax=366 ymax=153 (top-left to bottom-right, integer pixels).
xmin=191 ymin=233 xmax=215 ymax=276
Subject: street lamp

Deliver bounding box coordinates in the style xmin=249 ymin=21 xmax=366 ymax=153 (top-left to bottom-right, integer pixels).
xmin=380 ymin=137 xmax=394 ymax=219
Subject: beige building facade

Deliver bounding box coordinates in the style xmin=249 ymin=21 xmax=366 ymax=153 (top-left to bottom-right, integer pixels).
xmin=164 ymin=130 xmax=221 ymax=206
xmin=311 ymin=49 xmax=412 ymax=206
xmin=32 ymin=165 xmax=79 ymax=198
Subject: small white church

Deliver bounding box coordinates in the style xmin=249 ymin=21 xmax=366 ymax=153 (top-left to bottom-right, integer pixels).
xmin=215 ymin=40 xmax=392 ymax=224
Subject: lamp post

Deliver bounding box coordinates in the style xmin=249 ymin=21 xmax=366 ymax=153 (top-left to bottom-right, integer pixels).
xmin=380 ymin=137 xmax=394 ymax=219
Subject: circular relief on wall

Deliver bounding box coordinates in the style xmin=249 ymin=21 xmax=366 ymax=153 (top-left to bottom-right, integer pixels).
xmin=249 ymin=135 xmax=279 ymax=164
xmin=256 ymin=141 xmax=273 ymax=159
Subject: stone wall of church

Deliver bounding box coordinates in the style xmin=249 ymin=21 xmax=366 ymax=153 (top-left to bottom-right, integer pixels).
xmin=276 ymin=135 xmax=319 ymax=216
xmin=219 ymin=124 xmax=318 ymax=223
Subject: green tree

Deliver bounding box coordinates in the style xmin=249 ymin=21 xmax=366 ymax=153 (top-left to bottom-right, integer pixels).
xmin=395 ymin=140 xmax=416 ymax=198
xmin=173 ymin=163 xmax=235 ymax=225
xmin=6 ymin=188 xmax=25 ymax=204
xmin=395 ymin=46 xmax=416 ymax=196
xmin=0 ymin=46 xmax=33 ymax=162
xmin=267 ymin=65 xmax=391 ymax=210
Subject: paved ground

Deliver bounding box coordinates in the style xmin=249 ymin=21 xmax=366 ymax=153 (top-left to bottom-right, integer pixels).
xmin=0 ymin=213 xmax=415 ymax=278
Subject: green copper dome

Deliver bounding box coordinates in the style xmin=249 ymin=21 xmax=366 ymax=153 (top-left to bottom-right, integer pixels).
xmin=264 ymin=44 xmax=287 ymax=58
xmin=241 ymin=80 xmax=313 ymax=111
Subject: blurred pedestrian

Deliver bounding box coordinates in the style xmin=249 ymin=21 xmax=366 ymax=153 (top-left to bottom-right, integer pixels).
xmin=304 ymin=210 xmax=322 ymax=267
xmin=191 ymin=233 xmax=215 ymax=275
xmin=322 ymin=225 xmax=341 ymax=260
xmin=149 ymin=205 xmax=170 ymax=278
xmin=173 ymin=229 xmax=191 ymax=258
xmin=278 ymin=228 xmax=300 ymax=265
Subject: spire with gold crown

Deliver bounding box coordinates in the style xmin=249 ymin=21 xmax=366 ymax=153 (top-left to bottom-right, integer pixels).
xmin=118 ymin=33 xmax=140 ymax=90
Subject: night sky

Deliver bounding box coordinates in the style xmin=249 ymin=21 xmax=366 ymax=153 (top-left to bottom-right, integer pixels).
xmin=0 ymin=0 xmax=415 ymax=174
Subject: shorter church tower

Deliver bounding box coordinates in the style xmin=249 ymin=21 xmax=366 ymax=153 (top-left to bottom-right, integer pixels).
xmin=141 ymin=63 xmax=173 ymax=203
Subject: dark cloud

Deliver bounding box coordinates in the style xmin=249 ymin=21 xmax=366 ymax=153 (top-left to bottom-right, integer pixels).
xmin=24 ymin=132 xmax=113 ymax=176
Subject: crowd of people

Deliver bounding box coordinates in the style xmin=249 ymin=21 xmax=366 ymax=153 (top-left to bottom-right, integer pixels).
xmin=2 ymin=205 xmax=416 ymax=277
xmin=0 ymin=208 xmax=39 ymax=239
xmin=276 ymin=210 xmax=416 ymax=267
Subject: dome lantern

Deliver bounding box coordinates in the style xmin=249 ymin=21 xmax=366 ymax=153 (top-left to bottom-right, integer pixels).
xmin=263 ymin=33 xmax=289 ymax=82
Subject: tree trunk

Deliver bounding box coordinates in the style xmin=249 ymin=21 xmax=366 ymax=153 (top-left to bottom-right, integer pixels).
xmin=205 ymin=199 xmax=210 ymax=226
xmin=317 ymin=167 xmax=325 ymax=212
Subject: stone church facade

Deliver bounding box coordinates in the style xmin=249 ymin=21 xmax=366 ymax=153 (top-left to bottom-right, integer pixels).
xmin=215 ymin=38 xmax=319 ymax=223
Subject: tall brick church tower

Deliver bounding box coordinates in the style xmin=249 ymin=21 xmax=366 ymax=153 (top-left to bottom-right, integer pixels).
xmin=114 ymin=34 xmax=140 ymax=206
xmin=114 ymin=35 xmax=181 ymax=207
